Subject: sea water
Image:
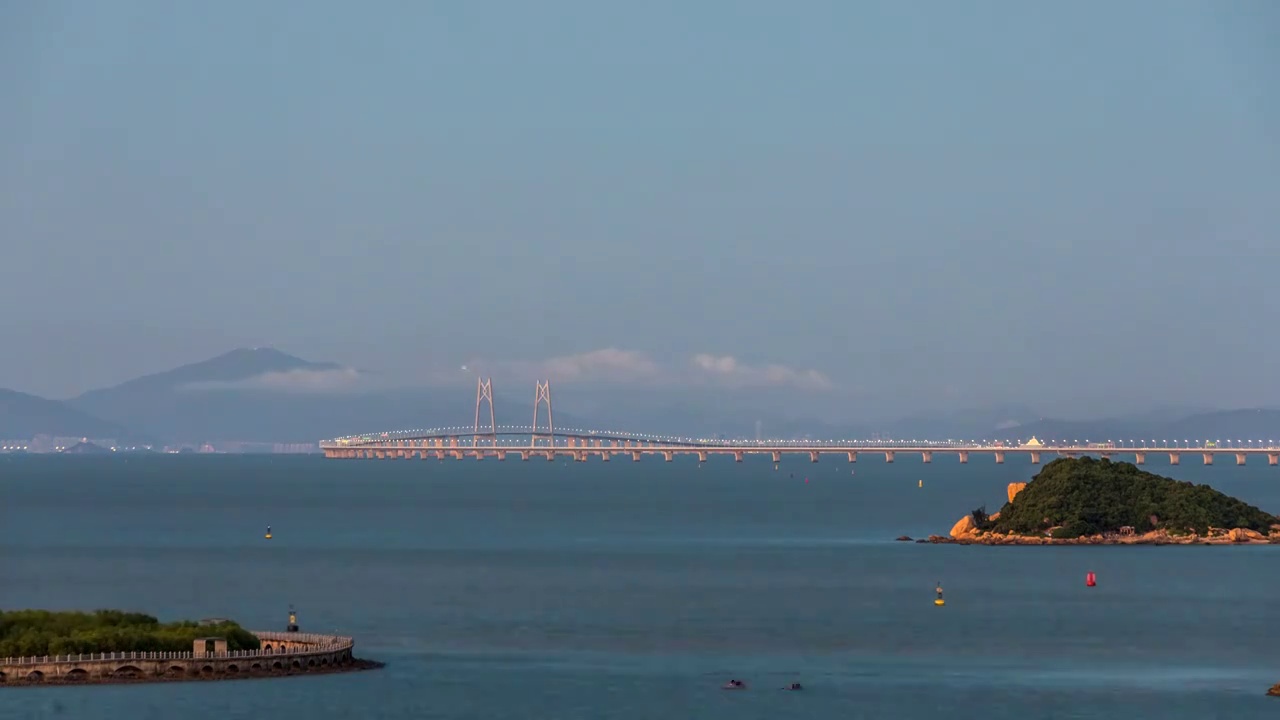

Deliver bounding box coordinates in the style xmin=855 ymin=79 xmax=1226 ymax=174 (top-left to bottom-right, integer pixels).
xmin=2 ymin=453 xmax=1279 ymax=719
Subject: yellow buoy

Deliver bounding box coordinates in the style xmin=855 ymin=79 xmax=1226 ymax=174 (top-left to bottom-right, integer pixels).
xmin=934 ymin=582 xmax=945 ymax=606
xmin=918 ymin=479 xmax=923 ymax=488
xmin=264 ymin=525 xmax=273 ymax=540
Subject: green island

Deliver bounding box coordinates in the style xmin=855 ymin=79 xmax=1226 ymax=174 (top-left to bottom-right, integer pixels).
xmin=0 ymin=610 xmax=260 ymax=657
xmin=928 ymin=457 xmax=1280 ymax=545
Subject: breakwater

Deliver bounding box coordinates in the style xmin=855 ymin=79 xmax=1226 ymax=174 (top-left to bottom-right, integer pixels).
xmin=0 ymin=631 xmax=381 ymax=685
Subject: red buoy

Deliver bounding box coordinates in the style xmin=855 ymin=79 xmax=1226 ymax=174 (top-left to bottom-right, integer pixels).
xmin=1085 ymin=571 xmax=1097 ymax=587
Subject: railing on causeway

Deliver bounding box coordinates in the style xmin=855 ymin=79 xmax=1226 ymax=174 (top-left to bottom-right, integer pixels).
xmin=0 ymin=632 xmax=353 ymax=666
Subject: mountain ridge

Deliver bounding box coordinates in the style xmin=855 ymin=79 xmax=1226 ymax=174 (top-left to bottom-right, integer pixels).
xmin=2 ymin=349 xmax=1277 ymax=445
xmin=0 ymin=388 xmax=134 ymax=441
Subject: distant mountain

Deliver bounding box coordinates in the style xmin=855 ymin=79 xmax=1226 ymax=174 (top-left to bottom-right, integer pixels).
xmin=10 ymin=347 xmax=1277 ymax=446
xmin=64 ymin=348 xmax=590 ymax=444
xmin=986 ymin=409 xmax=1280 ymax=444
xmin=868 ymin=405 xmax=1040 ymax=440
xmin=1157 ymin=409 xmax=1280 ymax=442
xmin=75 ymin=347 xmax=341 ymax=400
xmin=0 ymin=389 xmax=130 ymax=439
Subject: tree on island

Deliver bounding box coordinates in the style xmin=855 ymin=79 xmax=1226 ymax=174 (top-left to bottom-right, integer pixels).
xmin=985 ymin=457 xmax=1277 ymax=538
xmin=0 ymin=610 xmax=260 ymax=657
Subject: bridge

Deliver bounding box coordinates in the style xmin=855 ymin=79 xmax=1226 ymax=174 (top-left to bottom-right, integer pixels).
xmin=319 ymin=379 xmax=1280 ymax=467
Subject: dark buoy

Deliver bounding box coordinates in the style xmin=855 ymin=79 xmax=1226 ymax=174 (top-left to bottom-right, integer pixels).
xmin=1086 ymin=571 xmax=1097 ymax=587
xmin=286 ymin=604 xmax=299 ymax=632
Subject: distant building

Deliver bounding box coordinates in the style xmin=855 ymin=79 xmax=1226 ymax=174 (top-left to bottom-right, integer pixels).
xmin=1022 ymin=436 xmax=1044 ymax=448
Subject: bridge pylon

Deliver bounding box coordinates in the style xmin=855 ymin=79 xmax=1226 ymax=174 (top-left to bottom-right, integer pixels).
xmin=532 ymin=380 xmax=555 ymax=447
xmin=474 ymin=377 xmax=497 ymax=447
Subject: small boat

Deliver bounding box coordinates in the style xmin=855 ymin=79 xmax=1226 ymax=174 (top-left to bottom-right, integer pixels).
xmin=722 ymin=679 xmax=746 ymax=690
xmin=264 ymin=525 xmax=273 ymax=540
xmin=782 ymin=682 xmax=804 ymax=691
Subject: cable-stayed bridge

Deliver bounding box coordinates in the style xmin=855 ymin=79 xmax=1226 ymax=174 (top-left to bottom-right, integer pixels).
xmin=318 ymin=379 xmax=1280 ymax=467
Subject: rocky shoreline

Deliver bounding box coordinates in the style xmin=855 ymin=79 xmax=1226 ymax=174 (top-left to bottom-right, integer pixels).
xmin=2 ymin=658 xmax=385 ymax=688
xmin=898 ymin=531 xmax=1280 ymax=546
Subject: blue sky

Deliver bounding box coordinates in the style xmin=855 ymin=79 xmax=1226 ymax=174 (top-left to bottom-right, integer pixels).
xmin=1 ymin=1 xmax=1276 ymax=419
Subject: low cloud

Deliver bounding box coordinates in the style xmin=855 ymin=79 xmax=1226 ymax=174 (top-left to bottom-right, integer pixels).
xmin=691 ymin=353 xmax=833 ymax=390
xmin=457 ymin=348 xmax=830 ymax=391
xmin=181 ymin=367 xmax=365 ymax=394
xmin=541 ymin=348 xmax=661 ymax=382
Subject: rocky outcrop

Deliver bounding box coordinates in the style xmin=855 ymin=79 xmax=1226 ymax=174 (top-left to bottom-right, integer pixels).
xmin=949 ymin=515 xmax=977 ymax=539
xmin=1268 ymin=683 xmax=1280 ymax=696
xmin=1229 ymin=528 xmax=1266 ymax=542
xmin=930 ymin=470 xmax=1279 ymax=546
xmin=1006 ymin=482 xmax=1027 ymax=504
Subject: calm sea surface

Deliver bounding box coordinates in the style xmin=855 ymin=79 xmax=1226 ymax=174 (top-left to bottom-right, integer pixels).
xmin=2 ymin=453 xmax=1279 ymax=719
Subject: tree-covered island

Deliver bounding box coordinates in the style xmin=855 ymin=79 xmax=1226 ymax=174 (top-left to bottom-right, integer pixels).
xmin=931 ymin=457 xmax=1280 ymax=545
xmin=0 ymin=610 xmax=260 ymax=657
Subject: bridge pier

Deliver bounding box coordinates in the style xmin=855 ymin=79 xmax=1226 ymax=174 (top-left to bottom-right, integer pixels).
xmin=809 ymin=451 xmax=819 ymax=463
xmin=662 ymin=451 xmax=673 ymax=462
xmin=847 ymin=452 xmax=857 ymax=463
xmin=632 ymin=451 xmax=641 ymax=462
xmin=1236 ymin=453 xmax=1247 ymax=466
xmin=994 ymin=451 xmax=1005 ymax=464
xmin=697 ymin=451 xmax=708 ymax=463
xmin=1203 ymin=452 xmax=1214 ymax=465
xmin=884 ymin=451 xmax=894 ymax=463
xmin=958 ymin=451 xmax=968 ymax=463
xmin=1030 ymin=452 xmax=1041 ymax=464
xmin=600 ymin=452 xmax=610 ymax=462
xmin=734 ymin=451 xmax=744 ymax=462
xmin=520 ymin=451 xmax=530 ymax=461
xmin=1134 ymin=452 xmax=1144 ymax=465
xmin=921 ymin=451 xmax=932 ymax=463
xmin=1169 ymin=452 xmax=1180 ymax=465
xmin=1271 ymin=453 xmax=1279 ymax=466
xmin=772 ymin=451 xmax=781 ymax=463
